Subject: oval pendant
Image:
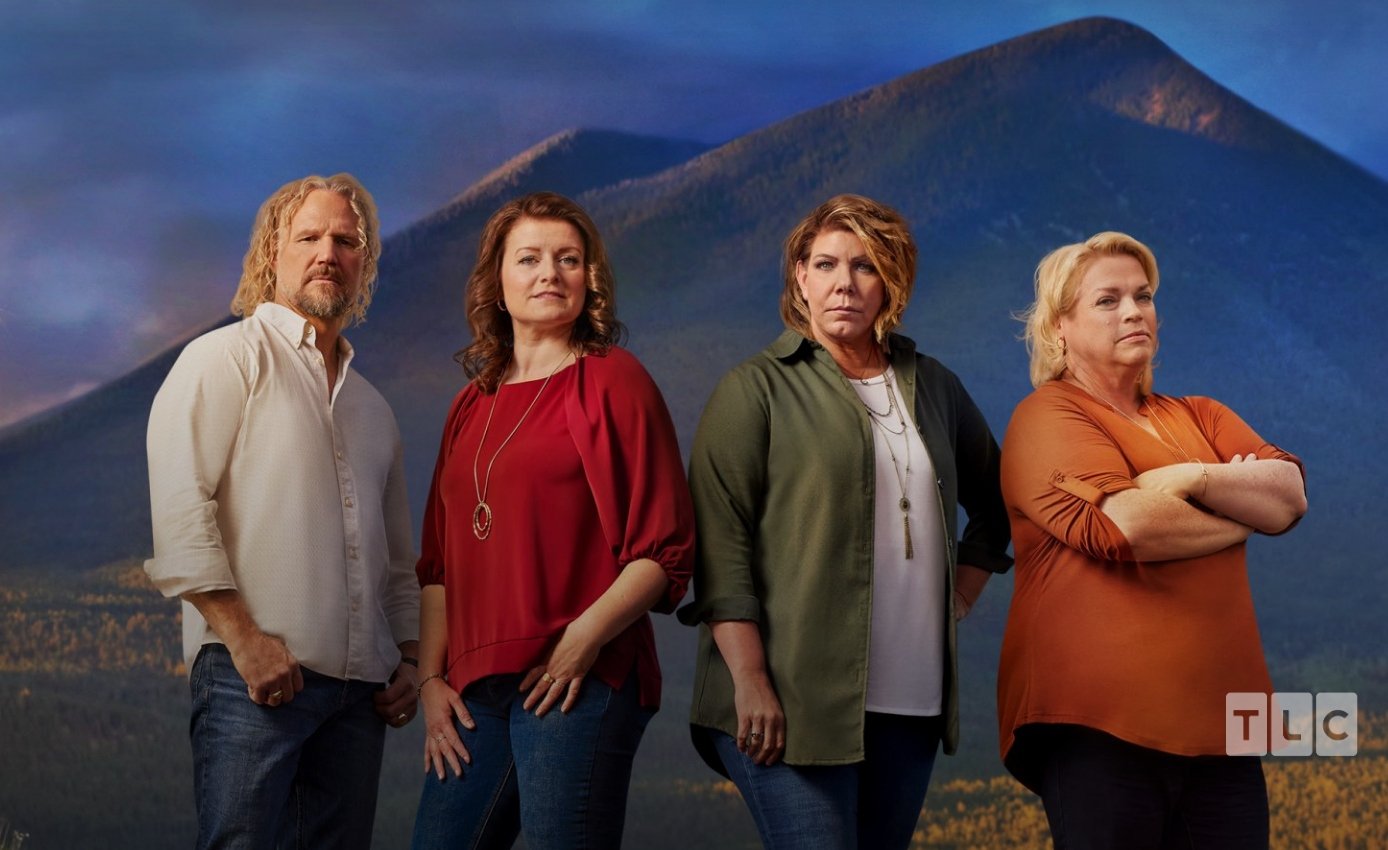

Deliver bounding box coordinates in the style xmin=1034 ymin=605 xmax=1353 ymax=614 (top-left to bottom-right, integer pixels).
xmin=472 ymin=501 xmax=493 ymax=540
xmin=899 ymin=497 xmax=911 ymax=513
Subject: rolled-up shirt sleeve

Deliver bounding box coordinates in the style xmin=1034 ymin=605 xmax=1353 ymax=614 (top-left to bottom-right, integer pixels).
xmin=1001 ymin=391 xmax=1137 ymax=563
xmin=677 ymin=368 xmax=768 ymax=626
xmin=567 ymin=351 xmax=694 ymax=614
xmin=144 ymin=336 xmax=249 ymax=598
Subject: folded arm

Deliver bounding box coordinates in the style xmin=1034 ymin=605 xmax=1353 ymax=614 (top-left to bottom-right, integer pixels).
xmin=1133 ymin=456 xmax=1307 ymax=534
xmin=1100 ymin=487 xmax=1253 ymax=561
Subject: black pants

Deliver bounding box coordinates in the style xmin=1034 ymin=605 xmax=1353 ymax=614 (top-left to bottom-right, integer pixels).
xmin=1034 ymin=724 xmax=1268 ymax=850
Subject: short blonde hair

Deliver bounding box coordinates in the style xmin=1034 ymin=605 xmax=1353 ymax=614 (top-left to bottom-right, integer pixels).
xmin=781 ymin=194 xmax=917 ymax=346
xmin=1020 ymin=231 xmax=1160 ymax=392
xmin=231 ymin=173 xmax=382 ymax=327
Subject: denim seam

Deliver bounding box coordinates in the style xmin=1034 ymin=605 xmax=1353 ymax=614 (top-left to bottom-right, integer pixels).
xmin=470 ymin=751 xmax=515 ymax=848
xmin=730 ymin=747 xmax=777 ymax=847
xmin=575 ymin=680 xmax=618 ymax=850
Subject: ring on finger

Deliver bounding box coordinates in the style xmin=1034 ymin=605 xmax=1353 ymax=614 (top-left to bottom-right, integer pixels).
xmin=433 ymin=734 xmax=445 ymax=744
xmin=747 ymin=731 xmax=763 ymax=741
xmin=540 ymin=672 xmax=555 ymax=684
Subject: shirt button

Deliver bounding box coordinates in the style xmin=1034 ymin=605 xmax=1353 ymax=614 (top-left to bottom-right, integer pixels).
xmin=336 ymin=450 xmax=344 ymax=460
xmin=344 ymin=497 xmax=354 ymax=508
xmin=347 ymin=546 xmax=358 ymax=559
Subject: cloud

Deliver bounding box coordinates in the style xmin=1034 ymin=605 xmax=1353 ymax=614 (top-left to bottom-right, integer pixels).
xmin=1 ymin=0 xmax=1384 ymax=427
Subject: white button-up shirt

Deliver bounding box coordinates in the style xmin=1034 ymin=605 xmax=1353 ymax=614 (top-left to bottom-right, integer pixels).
xmin=145 ymin=302 xmax=418 ymax=682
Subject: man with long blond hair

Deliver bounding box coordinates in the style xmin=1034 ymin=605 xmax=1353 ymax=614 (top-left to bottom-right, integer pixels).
xmin=145 ymin=174 xmax=419 ymax=849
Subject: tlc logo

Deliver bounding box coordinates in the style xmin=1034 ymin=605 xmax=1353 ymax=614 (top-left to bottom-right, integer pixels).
xmin=1225 ymin=692 xmax=1357 ymax=756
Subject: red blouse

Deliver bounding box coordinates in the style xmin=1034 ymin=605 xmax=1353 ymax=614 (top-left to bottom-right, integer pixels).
xmin=416 ymin=348 xmax=694 ymax=708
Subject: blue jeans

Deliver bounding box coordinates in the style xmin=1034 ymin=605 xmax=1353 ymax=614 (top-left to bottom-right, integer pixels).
xmin=704 ymin=712 xmax=942 ymax=850
xmin=189 ymin=644 xmax=386 ymax=850
xmin=411 ymin=672 xmax=654 ymax=850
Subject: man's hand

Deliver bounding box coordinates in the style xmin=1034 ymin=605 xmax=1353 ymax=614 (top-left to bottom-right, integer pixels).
xmin=228 ymin=629 xmax=304 ymax=707
xmin=375 ymin=660 xmax=419 ymax=727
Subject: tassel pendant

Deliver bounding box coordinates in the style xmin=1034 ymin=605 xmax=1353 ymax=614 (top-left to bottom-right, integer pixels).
xmin=900 ymin=497 xmax=914 ymax=559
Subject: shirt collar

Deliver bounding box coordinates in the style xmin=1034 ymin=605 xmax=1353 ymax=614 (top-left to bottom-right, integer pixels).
xmin=769 ymin=328 xmax=916 ymax=361
xmin=770 ymin=329 xmax=815 ymax=360
xmin=253 ymin=302 xmax=355 ymax=369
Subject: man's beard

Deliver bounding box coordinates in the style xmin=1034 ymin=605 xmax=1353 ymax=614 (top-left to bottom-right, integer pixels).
xmin=293 ymin=266 xmax=352 ymax=319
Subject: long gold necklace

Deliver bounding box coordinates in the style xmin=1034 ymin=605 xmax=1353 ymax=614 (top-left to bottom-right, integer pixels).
xmin=471 ymin=350 xmax=573 ymax=540
xmin=1069 ymin=374 xmax=1191 ymax=463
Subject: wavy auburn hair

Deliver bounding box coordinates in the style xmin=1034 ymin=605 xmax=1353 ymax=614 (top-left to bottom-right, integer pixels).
xmin=780 ymin=194 xmax=918 ymax=347
xmin=230 ymin=173 xmax=382 ymax=327
xmin=458 ymin=192 xmax=624 ymax=393
xmin=1020 ymin=231 xmax=1161 ymax=393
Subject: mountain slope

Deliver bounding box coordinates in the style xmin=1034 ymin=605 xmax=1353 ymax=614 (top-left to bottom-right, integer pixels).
xmin=2 ymin=16 xmax=1383 ymax=648
xmin=0 ymin=130 xmax=711 ymax=571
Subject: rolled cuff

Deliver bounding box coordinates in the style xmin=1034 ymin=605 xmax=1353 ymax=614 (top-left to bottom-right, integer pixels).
xmin=676 ymin=593 xmax=761 ymax=626
xmin=143 ymin=550 xmax=236 ymax=599
xmin=957 ymin=542 xmax=1013 ymax=574
xmin=415 ymin=554 xmax=443 ymax=587
xmin=631 ymin=544 xmax=693 ymax=615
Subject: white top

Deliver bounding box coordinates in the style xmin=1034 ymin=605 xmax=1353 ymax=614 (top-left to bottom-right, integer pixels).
xmin=851 ymin=368 xmax=946 ymax=716
xmin=145 ymin=302 xmax=418 ymax=682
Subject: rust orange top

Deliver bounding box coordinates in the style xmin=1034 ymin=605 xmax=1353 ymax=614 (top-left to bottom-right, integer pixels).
xmin=997 ymin=380 xmax=1302 ymax=790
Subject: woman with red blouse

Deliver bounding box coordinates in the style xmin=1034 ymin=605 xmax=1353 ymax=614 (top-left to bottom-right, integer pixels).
xmin=998 ymin=232 xmax=1307 ymax=849
xmin=410 ymin=192 xmax=694 ymax=849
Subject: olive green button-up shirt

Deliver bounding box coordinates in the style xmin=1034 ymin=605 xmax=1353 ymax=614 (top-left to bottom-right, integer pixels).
xmin=678 ymin=330 xmax=1012 ymax=766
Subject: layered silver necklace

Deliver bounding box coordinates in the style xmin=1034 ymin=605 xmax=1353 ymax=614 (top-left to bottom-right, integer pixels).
xmin=849 ymin=362 xmax=914 ymax=559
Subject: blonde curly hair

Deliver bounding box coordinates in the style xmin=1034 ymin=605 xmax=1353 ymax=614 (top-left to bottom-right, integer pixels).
xmin=231 ymin=173 xmax=382 ymax=327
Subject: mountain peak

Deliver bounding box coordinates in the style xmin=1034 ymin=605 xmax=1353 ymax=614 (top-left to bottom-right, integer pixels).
xmin=451 ymin=127 xmax=711 ymax=209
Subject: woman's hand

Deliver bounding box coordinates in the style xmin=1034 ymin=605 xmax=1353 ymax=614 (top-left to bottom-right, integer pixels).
xmin=520 ymin=619 xmax=603 ymax=717
xmin=732 ymin=671 xmax=786 ymax=766
xmin=420 ymin=676 xmax=476 ymax=780
xmin=1133 ymin=461 xmax=1206 ymax=501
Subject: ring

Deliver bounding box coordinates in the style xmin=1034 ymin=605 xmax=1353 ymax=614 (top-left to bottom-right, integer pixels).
xmin=434 ymin=735 xmax=445 ymax=744
xmin=747 ymin=731 xmax=763 ymax=741
xmin=541 ymin=672 xmax=555 ymax=684
xmin=394 ymin=713 xmax=408 ymax=723
xmin=269 ymin=690 xmax=284 ymax=700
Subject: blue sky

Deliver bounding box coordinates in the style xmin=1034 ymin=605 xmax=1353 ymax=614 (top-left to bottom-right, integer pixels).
xmin=2 ymin=0 xmax=1384 ymax=426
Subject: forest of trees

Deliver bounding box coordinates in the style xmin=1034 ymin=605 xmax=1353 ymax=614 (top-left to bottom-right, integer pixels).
xmin=2 ymin=562 xmax=1384 ymax=849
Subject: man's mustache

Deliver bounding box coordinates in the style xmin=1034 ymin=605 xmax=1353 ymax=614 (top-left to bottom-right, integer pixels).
xmin=302 ymin=264 xmax=343 ymax=285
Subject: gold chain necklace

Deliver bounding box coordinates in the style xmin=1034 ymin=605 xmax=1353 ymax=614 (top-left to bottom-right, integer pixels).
xmin=1069 ymin=375 xmax=1191 ymax=463
xmin=471 ymin=350 xmax=573 ymax=540
xmin=857 ymin=368 xmax=914 ymax=559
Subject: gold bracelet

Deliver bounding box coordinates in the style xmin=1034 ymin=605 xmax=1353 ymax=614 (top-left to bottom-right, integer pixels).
xmin=1197 ymin=459 xmax=1209 ymax=500
xmin=416 ymin=673 xmax=446 ymax=698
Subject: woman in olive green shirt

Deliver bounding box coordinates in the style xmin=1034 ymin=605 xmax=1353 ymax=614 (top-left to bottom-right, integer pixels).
xmin=678 ymin=194 xmax=1012 ymax=849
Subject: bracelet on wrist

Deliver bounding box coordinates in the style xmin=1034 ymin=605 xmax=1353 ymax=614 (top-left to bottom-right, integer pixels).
xmin=416 ymin=673 xmax=446 ymax=698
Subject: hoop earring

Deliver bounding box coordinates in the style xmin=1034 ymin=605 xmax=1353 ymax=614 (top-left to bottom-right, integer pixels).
xmin=497 ymin=300 xmax=508 ymax=313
